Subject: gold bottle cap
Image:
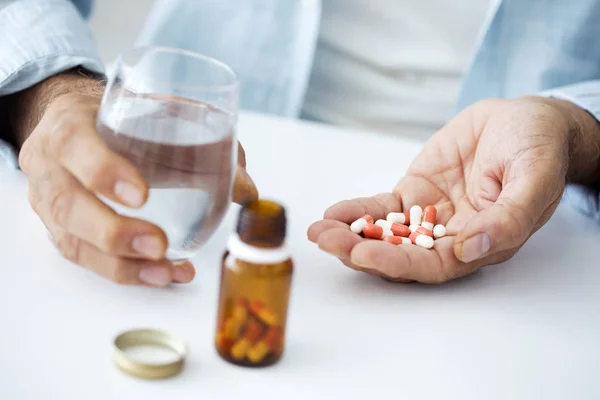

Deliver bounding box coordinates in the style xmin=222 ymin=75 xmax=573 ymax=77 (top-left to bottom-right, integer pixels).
xmin=113 ymin=328 xmax=187 ymax=380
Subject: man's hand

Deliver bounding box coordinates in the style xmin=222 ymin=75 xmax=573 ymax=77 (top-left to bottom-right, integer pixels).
xmin=8 ymin=70 xmax=258 ymax=286
xmin=308 ymin=97 xmax=600 ymax=284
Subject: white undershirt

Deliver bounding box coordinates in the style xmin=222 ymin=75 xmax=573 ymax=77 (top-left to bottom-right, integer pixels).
xmin=301 ymin=0 xmax=493 ymax=137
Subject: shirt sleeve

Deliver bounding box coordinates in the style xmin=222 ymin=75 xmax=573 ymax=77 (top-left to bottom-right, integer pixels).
xmin=0 ymin=0 xmax=104 ymax=168
xmin=540 ymin=80 xmax=600 ymax=221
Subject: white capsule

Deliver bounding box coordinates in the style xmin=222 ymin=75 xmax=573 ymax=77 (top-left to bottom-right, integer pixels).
xmin=375 ymin=219 xmax=392 ymax=229
xmin=386 ymin=212 xmax=407 ymax=225
xmin=415 ymin=234 xmax=434 ymax=249
xmin=421 ymin=221 xmax=434 ymax=231
xmin=410 ymin=205 xmax=422 ymax=226
xmin=350 ymin=218 xmax=368 ymax=233
xmin=400 ymin=237 xmax=412 ymax=244
xmin=409 ymin=224 xmax=420 ymax=233
xmin=433 ymin=224 xmax=446 ymax=239
xmin=381 ymin=228 xmax=394 ymax=238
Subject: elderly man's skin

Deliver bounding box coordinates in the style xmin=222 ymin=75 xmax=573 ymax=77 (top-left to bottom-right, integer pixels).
xmin=3 ymin=69 xmax=258 ymax=287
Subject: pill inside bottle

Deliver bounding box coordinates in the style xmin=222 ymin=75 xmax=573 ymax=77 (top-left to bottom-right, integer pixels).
xmin=215 ymin=199 xmax=293 ymax=367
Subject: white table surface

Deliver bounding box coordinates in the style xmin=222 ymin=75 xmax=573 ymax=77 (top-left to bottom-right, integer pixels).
xmin=1 ymin=111 xmax=600 ymax=400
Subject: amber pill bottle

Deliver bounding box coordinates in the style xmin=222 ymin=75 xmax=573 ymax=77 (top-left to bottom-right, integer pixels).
xmin=214 ymin=200 xmax=293 ymax=367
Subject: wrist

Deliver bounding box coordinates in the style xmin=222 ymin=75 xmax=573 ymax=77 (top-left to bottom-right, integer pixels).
xmin=522 ymin=96 xmax=600 ymax=186
xmin=555 ymin=98 xmax=600 ymax=186
xmin=2 ymin=68 xmax=105 ymax=148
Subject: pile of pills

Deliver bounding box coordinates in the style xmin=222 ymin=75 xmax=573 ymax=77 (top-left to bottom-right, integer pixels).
xmin=350 ymin=205 xmax=446 ymax=249
xmin=216 ymin=298 xmax=283 ymax=365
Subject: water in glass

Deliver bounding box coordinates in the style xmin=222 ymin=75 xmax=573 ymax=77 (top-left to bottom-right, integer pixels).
xmin=97 ymin=94 xmax=236 ymax=261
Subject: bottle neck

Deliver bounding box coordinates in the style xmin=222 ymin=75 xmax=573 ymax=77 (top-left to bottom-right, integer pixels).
xmin=227 ymin=233 xmax=290 ymax=264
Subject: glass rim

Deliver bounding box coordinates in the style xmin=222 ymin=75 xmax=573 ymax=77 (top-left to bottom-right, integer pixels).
xmin=116 ymin=45 xmax=240 ymax=92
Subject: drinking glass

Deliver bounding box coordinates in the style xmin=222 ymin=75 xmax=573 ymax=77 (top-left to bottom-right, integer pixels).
xmin=96 ymin=46 xmax=239 ymax=262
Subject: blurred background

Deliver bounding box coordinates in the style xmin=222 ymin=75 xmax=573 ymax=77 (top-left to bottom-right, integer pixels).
xmin=88 ymin=0 xmax=153 ymax=64
xmin=87 ymin=0 xmax=489 ymax=141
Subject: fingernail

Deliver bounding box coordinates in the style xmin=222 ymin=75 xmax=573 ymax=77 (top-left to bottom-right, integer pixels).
xmin=139 ymin=267 xmax=171 ymax=287
xmin=173 ymin=264 xmax=194 ymax=283
xmin=115 ymin=181 xmax=144 ymax=207
xmin=459 ymin=233 xmax=491 ymax=263
xmin=132 ymin=235 xmax=164 ymax=259
xmin=352 ymin=259 xmax=372 ymax=270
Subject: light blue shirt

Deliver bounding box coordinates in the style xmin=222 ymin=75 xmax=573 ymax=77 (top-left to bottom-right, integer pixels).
xmin=0 ymin=0 xmax=599 ymax=219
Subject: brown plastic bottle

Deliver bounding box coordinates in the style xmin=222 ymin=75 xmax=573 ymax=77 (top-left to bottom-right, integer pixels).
xmin=215 ymin=200 xmax=293 ymax=367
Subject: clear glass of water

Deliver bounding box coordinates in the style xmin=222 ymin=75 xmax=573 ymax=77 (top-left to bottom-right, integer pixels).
xmin=97 ymin=46 xmax=239 ymax=262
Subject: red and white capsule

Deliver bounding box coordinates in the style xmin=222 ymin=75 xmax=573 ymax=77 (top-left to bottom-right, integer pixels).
xmin=383 ymin=236 xmax=412 ymax=245
xmin=415 ymin=227 xmax=433 ymax=238
xmin=409 ymin=232 xmax=434 ymax=249
xmin=350 ymin=215 xmax=374 ymax=234
xmin=386 ymin=212 xmax=409 ymax=225
xmin=421 ymin=206 xmax=437 ymax=231
xmin=375 ymin=220 xmax=411 ymax=237
xmin=433 ymin=224 xmax=446 ymax=239
xmin=410 ymin=205 xmax=422 ymax=226
xmin=363 ymin=223 xmax=393 ymax=239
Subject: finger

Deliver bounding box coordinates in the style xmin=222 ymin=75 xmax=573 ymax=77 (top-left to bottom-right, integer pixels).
xmin=350 ymin=236 xmax=482 ymax=284
xmin=232 ymin=166 xmax=259 ymax=205
xmin=340 ymin=256 xmax=412 ymax=282
xmin=232 ymin=140 xmax=257 ymax=204
xmin=323 ymin=248 xmax=394 ymax=278
xmin=307 ymin=219 xmax=349 ymax=243
xmin=309 ymin=213 xmax=442 ymax=280
xmin=339 ymin=257 xmax=363 ymax=272
xmin=40 ymin=96 xmax=148 ymax=208
xmin=454 ymin=171 xmax=560 ymax=263
xmin=45 ymin=219 xmax=194 ymax=284
xmin=380 ymin=276 xmax=416 ymax=284
xmin=31 ymin=165 xmax=168 ymax=260
xmin=316 ymin=227 xmax=364 ymax=259
xmin=48 ymin=227 xmax=175 ymax=287
xmin=323 ymin=193 xmax=403 ymax=224
xmin=237 ymin=141 xmax=247 ymax=169
xmin=392 ymin=176 xmax=452 ymax=218
xmin=172 ymin=261 xmax=196 ymax=284
xmin=445 ymin=201 xmax=478 ymax=235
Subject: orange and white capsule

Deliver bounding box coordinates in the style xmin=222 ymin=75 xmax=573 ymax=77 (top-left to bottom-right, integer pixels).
xmin=433 ymin=224 xmax=446 ymax=239
xmin=247 ymin=327 xmax=283 ymax=364
xmin=416 ymin=227 xmax=434 ymax=238
xmin=386 ymin=212 xmax=409 ymax=225
xmin=375 ymin=220 xmax=411 ymax=237
xmin=383 ymin=236 xmax=412 ymax=245
xmin=409 ymin=232 xmax=434 ymax=249
xmin=421 ymin=206 xmax=437 ymax=231
xmin=410 ymin=205 xmax=423 ymax=226
xmin=409 ymin=224 xmax=420 ymax=233
xmin=350 ymin=215 xmax=374 ymax=234
xmin=363 ymin=223 xmax=393 ymax=239
xmin=230 ymin=320 xmax=263 ymax=361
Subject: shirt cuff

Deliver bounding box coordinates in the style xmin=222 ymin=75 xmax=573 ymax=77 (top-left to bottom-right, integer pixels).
xmin=563 ymin=184 xmax=600 ymax=222
xmin=0 ymin=141 xmax=18 ymax=168
xmin=539 ymin=80 xmax=600 ymax=125
xmin=0 ymin=0 xmax=105 ymax=169
xmin=539 ymin=80 xmax=600 ymax=221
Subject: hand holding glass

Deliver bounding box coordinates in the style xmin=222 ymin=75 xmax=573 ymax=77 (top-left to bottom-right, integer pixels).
xmin=97 ymin=46 xmax=239 ymax=262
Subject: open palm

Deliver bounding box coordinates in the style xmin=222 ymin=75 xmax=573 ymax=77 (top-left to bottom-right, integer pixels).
xmin=308 ymin=98 xmax=569 ymax=283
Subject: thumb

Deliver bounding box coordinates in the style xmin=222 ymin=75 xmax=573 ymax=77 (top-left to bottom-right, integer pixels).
xmin=454 ymin=176 xmax=554 ymax=263
xmin=233 ymin=167 xmax=259 ymax=205
xmin=232 ymin=141 xmax=258 ymax=205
